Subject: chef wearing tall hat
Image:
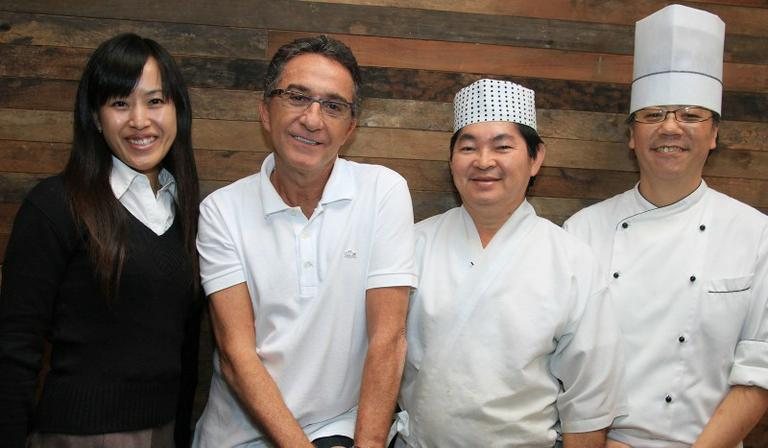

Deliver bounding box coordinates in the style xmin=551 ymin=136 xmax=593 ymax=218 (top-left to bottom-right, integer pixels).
xmin=394 ymin=79 xmax=626 ymax=447
xmin=565 ymin=4 xmax=768 ymax=447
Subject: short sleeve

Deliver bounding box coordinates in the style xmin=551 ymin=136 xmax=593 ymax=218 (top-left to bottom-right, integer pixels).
xmin=197 ymin=196 xmax=247 ymax=296
xmin=366 ymin=175 xmax=417 ymax=290
xmin=730 ymin=229 xmax=768 ymax=389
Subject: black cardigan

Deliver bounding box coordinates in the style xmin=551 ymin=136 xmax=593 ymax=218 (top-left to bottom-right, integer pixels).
xmin=0 ymin=176 xmax=200 ymax=447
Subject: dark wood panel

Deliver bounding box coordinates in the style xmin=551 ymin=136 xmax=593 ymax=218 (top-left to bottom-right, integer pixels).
xmin=195 ymin=149 xmax=266 ymax=182
xmin=4 ymin=51 xmax=767 ymax=122
xmin=0 ymin=45 xmax=88 ymax=79
xmin=0 ymin=12 xmax=267 ymax=58
xmin=300 ymin=0 xmax=768 ymax=37
xmin=3 ymin=79 xmax=767 ymax=152
xmin=189 ymin=88 xmax=261 ymax=121
xmin=5 ymin=2 xmax=768 ymax=58
xmin=269 ymin=31 xmax=768 ymax=93
xmin=0 ymin=44 xmax=267 ymax=89
xmin=0 ymin=78 xmax=77 ymax=111
xmin=4 ymin=109 xmax=767 ymax=181
xmin=364 ymin=66 xmax=768 ymax=121
xmin=0 ymin=108 xmax=72 ymax=142
xmin=0 ymin=141 xmax=69 ymax=174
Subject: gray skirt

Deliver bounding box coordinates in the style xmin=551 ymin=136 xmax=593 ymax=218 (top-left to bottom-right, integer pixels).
xmin=27 ymin=420 xmax=174 ymax=448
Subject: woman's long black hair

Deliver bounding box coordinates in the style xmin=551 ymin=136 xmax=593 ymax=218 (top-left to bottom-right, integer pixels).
xmin=63 ymin=33 xmax=199 ymax=297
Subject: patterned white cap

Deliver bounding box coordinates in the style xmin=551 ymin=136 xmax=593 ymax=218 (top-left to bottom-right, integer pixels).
xmin=631 ymin=4 xmax=725 ymax=114
xmin=453 ymin=79 xmax=537 ymax=132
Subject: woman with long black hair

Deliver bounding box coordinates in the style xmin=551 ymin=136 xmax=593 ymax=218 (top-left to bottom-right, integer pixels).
xmin=0 ymin=33 xmax=200 ymax=448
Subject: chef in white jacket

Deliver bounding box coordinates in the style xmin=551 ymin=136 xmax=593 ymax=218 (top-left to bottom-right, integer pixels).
xmin=395 ymin=79 xmax=626 ymax=448
xmin=564 ymin=5 xmax=768 ymax=448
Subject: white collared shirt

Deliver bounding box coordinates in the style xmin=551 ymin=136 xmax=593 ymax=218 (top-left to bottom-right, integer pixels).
xmin=193 ymin=152 xmax=417 ymax=447
xmin=109 ymin=155 xmax=176 ymax=235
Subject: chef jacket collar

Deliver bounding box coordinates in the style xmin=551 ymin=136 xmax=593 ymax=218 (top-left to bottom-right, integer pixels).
xmin=631 ymin=180 xmax=708 ymax=219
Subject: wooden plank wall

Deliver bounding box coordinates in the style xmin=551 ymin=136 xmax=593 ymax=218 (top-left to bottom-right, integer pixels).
xmin=1 ymin=0 xmax=767 ymax=443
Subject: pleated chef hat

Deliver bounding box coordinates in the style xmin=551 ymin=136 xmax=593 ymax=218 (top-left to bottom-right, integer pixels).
xmin=630 ymin=4 xmax=725 ymax=114
xmin=453 ymin=79 xmax=537 ymax=132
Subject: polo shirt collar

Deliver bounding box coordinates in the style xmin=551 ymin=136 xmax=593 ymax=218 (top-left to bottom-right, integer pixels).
xmin=260 ymin=152 xmax=355 ymax=217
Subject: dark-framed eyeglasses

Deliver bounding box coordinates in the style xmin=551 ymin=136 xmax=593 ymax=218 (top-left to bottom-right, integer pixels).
xmin=268 ymin=89 xmax=354 ymax=118
xmin=634 ymin=106 xmax=714 ymax=124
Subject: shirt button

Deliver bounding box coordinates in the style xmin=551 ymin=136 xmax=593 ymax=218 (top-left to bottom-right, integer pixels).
xmin=699 ymin=224 xmax=706 ymax=231
xmin=303 ymin=261 xmax=313 ymax=268
xmin=301 ymin=232 xmax=310 ymax=239
xmin=678 ymin=335 xmax=686 ymax=343
xmin=621 ymin=222 xmax=629 ymax=229
xmin=690 ymin=275 xmax=696 ymax=282
xmin=613 ymin=272 xmax=620 ymax=279
xmin=665 ymin=395 xmax=672 ymax=403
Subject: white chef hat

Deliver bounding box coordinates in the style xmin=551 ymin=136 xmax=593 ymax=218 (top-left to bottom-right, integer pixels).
xmin=453 ymin=79 xmax=537 ymax=132
xmin=630 ymin=4 xmax=725 ymax=115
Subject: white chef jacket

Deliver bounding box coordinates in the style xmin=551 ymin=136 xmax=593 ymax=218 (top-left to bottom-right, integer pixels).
xmin=564 ymin=181 xmax=768 ymax=447
xmin=193 ymin=154 xmax=417 ymax=447
xmin=397 ymin=201 xmax=625 ymax=448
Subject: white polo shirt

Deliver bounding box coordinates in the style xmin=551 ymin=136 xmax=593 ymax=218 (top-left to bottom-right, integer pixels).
xmin=193 ymin=153 xmax=417 ymax=447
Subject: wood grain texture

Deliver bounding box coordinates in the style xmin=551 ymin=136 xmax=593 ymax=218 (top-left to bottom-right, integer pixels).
xmin=2 ymin=0 xmax=767 ymax=439
xmin=300 ymin=0 xmax=768 ymax=36
xmin=269 ymin=31 xmax=768 ymax=92
xmin=0 ymin=12 xmax=267 ymax=58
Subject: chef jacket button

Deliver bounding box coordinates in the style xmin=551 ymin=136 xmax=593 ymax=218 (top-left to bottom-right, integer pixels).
xmin=699 ymin=224 xmax=706 ymax=231
xmin=665 ymin=395 xmax=672 ymax=403
xmin=689 ymin=275 xmax=696 ymax=282
xmin=613 ymin=272 xmax=620 ymax=279
xmin=678 ymin=335 xmax=686 ymax=343
xmin=621 ymin=222 xmax=628 ymax=229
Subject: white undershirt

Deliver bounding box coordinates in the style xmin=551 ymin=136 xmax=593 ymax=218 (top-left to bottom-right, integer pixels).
xmin=109 ymin=155 xmax=176 ymax=235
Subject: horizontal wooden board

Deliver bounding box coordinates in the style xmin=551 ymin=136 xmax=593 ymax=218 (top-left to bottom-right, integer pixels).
xmin=0 ymin=45 xmax=267 ymax=90
xmin=4 ymin=50 xmax=767 ymax=122
xmin=269 ymin=31 xmax=768 ymax=93
xmin=300 ymin=0 xmax=768 ymax=37
xmin=3 ymin=108 xmax=767 ymax=181
xmin=5 ymin=2 xmax=768 ymax=59
xmin=0 ymin=12 xmax=267 ymax=58
xmin=0 ymin=141 xmax=70 ymax=174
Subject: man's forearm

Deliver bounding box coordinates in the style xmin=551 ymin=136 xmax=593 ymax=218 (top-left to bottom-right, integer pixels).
xmin=219 ymin=354 xmax=312 ymax=447
xmin=353 ymin=329 xmax=407 ymax=447
xmin=693 ymin=385 xmax=768 ymax=448
xmin=209 ymin=284 xmax=313 ymax=448
xmin=562 ymin=429 xmax=607 ymax=448
xmin=354 ymin=286 xmax=410 ymax=448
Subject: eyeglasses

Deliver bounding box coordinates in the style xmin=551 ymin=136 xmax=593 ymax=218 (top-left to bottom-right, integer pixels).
xmin=268 ymin=89 xmax=354 ymax=118
xmin=634 ymin=106 xmax=714 ymax=124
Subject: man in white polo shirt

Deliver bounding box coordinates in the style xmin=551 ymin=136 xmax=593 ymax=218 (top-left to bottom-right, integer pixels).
xmin=192 ymin=35 xmax=416 ymax=448
xmin=565 ymin=5 xmax=768 ymax=447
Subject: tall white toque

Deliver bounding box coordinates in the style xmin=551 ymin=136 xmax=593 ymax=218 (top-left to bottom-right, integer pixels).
xmin=453 ymin=79 xmax=537 ymax=133
xmin=630 ymin=4 xmax=725 ymax=115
